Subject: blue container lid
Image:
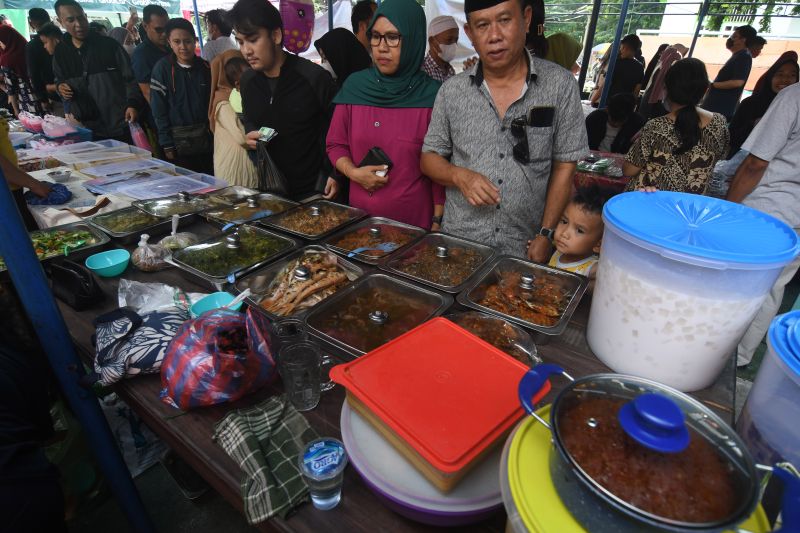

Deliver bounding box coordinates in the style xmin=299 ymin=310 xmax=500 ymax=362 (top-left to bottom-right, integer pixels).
xmin=603 ymin=191 xmax=800 ymax=266
xmin=768 ymin=311 xmax=800 ymax=381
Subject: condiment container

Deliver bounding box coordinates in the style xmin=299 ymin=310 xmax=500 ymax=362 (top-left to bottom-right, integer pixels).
xmin=324 ymin=217 xmax=425 ymax=265
xmin=587 ymin=191 xmax=800 ymax=391
xmin=235 ymin=245 xmax=363 ymax=321
xmin=89 ymin=206 xmax=176 ymax=245
xmin=500 ymin=405 xmax=771 ymax=533
xmin=457 ymin=256 xmax=587 ymax=338
xmin=330 ymin=318 xmax=551 ymax=492
xmin=737 ymin=310 xmax=800 ymax=468
xmin=340 ymin=400 xmax=503 ymax=526
xmin=381 ymin=232 xmax=494 ymax=293
xmin=204 ymin=193 xmax=298 ymax=226
xmin=171 ymin=224 xmax=296 ymax=290
xmin=517 ymin=364 xmax=761 ymax=532
xmin=305 ymin=273 xmax=452 ymax=358
xmin=260 ymin=199 xmax=367 ymax=241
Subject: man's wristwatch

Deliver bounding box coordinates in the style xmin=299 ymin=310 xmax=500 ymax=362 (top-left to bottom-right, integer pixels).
xmin=432 ymin=215 xmax=443 ymax=225
xmin=537 ymin=227 xmax=554 ymax=241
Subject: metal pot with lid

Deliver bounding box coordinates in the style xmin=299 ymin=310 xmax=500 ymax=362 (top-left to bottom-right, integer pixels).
xmin=517 ymin=364 xmax=760 ymax=532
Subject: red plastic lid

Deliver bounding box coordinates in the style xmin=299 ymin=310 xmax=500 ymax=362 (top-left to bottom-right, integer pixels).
xmin=330 ymin=318 xmax=551 ymax=474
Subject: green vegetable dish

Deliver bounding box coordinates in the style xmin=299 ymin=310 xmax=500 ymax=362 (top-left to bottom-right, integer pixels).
xmin=174 ymin=227 xmax=291 ymax=278
xmin=0 ymin=229 xmax=98 ymax=270
xmin=92 ymin=207 xmax=163 ymax=234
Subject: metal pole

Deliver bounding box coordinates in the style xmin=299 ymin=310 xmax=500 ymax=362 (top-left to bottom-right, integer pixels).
xmin=0 ymin=175 xmax=155 ymax=533
xmin=689 ymin=0 xmax=712 ymax=57
xmin=328 ymin=0 xmax=333 ymax=32
xmin=193 ymin=0 xmax=204 ymax=53
xmin=577 ymin=0 xmax=602 ymax=96
xmin=599 ymin=0 xmax=632 ymax=108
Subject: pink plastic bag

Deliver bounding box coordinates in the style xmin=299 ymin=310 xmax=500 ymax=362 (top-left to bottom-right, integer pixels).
xmin=281 ymin=0 xmax=314 ymax=53
xmin=129 ymin=121 xmax=153 ymax=153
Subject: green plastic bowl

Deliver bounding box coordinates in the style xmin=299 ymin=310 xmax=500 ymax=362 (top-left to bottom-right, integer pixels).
xmin=85 ymin=249 xmax=130 ymax=277
xmin=190 ymin=291 xmax=243 ymax=318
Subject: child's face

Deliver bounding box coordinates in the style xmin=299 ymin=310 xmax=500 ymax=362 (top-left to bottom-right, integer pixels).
xmin=553 ymin=203 xmax=604 ymax=260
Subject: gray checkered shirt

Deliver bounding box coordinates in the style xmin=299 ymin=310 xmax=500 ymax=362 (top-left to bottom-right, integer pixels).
xmin=422 ymin=52 xmax=588 ymax=257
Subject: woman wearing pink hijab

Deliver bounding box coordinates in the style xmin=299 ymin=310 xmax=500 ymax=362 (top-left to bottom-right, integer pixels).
xmin=0 ymin=25 xmax=43 ymax=116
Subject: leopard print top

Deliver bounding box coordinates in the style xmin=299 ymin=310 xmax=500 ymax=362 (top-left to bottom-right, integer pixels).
xmin=624 ymin=113 xmax=729 ymax=194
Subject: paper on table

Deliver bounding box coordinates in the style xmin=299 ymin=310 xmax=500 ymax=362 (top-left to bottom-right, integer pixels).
xmin=117 ymin=175 xmax=215 ymax=199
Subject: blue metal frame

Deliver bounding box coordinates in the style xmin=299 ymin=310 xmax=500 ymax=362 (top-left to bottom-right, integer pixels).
xmin=598 ymin=0 xmax=632 ymax=108
xmin=689 ymin=0 xmax=712 ymax=57
xmin=0 ymin=174 xmax=155 ymax=532
xmin=193 ymin=0 xmax=204 ymax=54
xmin=328 ymin=0 xmax=334 ymax=32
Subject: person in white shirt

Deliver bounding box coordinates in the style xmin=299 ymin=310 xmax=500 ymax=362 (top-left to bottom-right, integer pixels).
xmin=201 ymin=9 xmax=238 ymax=64
xmin=727 ymin=83 xmax=800 ymax=366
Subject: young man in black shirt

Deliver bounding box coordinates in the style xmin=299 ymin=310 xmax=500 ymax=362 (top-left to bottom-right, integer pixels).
xmin=590 ymin=34 xmax=644 ymax=106
xmin=703 ymin=25 xmax=757 ymax=120
xmin=53 ymin=0 xmax=142 ymax=141
xmin=229 ymin=0 xmax=338 ymax=201
xmin=351 ymin=0 xmax=377 ymax=54
xmin=25 ymin=8 xmax=57 ymax=114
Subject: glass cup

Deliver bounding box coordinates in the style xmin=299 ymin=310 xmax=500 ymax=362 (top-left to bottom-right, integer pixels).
xmin=279 ymin=341 xmax=321 ymax=411
xmin=273 ymin=318 xmax=335 ymax=392
xmin=299 ymin=438 xmax=348 ymax=510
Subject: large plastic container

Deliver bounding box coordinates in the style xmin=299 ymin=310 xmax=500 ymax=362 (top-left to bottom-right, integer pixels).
xmin=587 ymin=191 xmax=799 ymax=392
xmin=737 ymin=311 xmax=800 ymax=468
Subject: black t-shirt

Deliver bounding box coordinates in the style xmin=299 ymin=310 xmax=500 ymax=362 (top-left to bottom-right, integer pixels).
xmin=606 ymin=57 xmax=644 ymax=98
xmin=25 ymin=36 xmax=55 ymax=100
xmin=241 ymin=54 xmax=336 ymax=200
xmin=702 ymin=49 xmax=752 ymax=120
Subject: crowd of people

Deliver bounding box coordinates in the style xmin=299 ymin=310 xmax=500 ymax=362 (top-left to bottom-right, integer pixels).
xmin=0 ymin=0 xmax=797 ymax=367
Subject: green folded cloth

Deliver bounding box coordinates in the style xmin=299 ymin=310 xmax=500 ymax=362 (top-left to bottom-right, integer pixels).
xmin=213 ymin=395 xmax=319 ymax=524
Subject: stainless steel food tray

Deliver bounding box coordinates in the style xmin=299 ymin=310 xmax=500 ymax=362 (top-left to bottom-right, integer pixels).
xmin=235 ymin=245 xmax=365 ymax=322
xmin=456 ymin=255 xmax=588 ymax=337
xmin=259 ymin=200 xmax=368 ymax=241
xmin=379 ymin=232 xmax=495 ymax=293
xmin=323 ymin=217 xmax=426 ymax=265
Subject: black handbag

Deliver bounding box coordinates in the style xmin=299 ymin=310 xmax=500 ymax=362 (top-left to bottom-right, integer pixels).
xmin=50 ymin=259 xmax=104 ymax=310
xmin=171 ymin=124 xmax=212 ymax=157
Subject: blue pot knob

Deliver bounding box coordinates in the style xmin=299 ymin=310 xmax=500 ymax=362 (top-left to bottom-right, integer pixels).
xmin=618 ymin=393 xmax=690 ymax=453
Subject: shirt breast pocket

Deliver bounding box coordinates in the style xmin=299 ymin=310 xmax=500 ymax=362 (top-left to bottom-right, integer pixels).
xmin=526 ymin=126 xmax=554 ymax=161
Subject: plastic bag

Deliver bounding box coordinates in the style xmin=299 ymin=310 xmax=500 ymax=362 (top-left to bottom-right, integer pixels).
xmin=42 ymin=115 xmax=78 ymax=137
xmin=129 ymin=121 xmax=153 ymax=153
xmin=118 ymin=279 xmax=206 ymax=314
xmin=159 ymin=215 xmax=198 ymax=251
xmin=160 ymin=308 xmax=278 ymax=410
xmin=256 ymin=139 xmax=290 ymax=195
xmin=131 ymin=234 xmax=170 ymax=272
xmin=19 ymin=111 xmax=44 ymax=132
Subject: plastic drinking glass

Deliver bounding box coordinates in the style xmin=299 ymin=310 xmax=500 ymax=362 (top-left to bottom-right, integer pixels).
xmin=299 ymin=438 xmax=348 ymax=510
xmin=279 ymin=341 xmax=321 ymax=411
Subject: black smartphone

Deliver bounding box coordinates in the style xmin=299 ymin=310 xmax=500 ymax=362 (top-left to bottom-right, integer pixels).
xmin=358 ymin=146 xmax=393 ymax=171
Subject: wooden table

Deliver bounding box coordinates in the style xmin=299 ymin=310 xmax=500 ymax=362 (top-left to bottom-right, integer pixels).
xmin=57 ymin=222 xmax=737 ymax=533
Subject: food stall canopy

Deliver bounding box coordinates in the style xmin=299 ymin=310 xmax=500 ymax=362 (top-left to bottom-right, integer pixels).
xmin=4 ymin=0 xmax=181 ymax=12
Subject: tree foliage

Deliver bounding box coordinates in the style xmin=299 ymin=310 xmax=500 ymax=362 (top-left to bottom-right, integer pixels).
xmin=545 ymin=0 xmax=667 ymax=46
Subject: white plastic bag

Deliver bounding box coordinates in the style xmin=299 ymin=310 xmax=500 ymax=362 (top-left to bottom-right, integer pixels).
xmin=118 ymin=279 xmax=206 ymax=314
xmin=131 ymin=234 xmax=170 ymax=272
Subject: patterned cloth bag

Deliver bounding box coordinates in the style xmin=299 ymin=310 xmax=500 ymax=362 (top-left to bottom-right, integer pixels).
xmin=160 ymin=308 xmax=277 ymax=410
xmin=280 ymin=0 xmax=314 ymax=53
xmin=92 ymin=307 xmax=189 ymax=386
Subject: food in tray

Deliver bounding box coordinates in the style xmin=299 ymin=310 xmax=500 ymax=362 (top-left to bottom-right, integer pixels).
xmin=449 ymin=313 xmax=533 ymax=363
xmin=559 ymin=396 xmax=737 ymax=523
xmin=257 ymin=251 xmax=352 ymax=316
xmin=395 ymin=245 xmax=484 ymax=286
xmin=93 ymin=208 xmax=162 ymax=234
xmin=0 ymin=228 xmax=97 ymax=270
xmin=477 ymin=271 xmax=569 ymax=327
xmin=316 ymin=286 xmax=432 ymax=352
xmin=207 ymin=198 xmax=293 ymax=224
xmin=274 ymin=203 xmax=354 ymax=236
xmin=330 ymin=224 xmax=419 ymax=258
xmin=175 ymin=229 xmax=288 ymax=278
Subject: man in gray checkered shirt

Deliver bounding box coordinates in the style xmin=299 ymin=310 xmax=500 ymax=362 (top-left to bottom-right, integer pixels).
xmin=421 ymin=0 xmax=588 ymax=261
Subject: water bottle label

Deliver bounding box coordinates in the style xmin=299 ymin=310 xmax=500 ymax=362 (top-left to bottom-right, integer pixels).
xmin=303 ymin=439 xmax=345 ymax=476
